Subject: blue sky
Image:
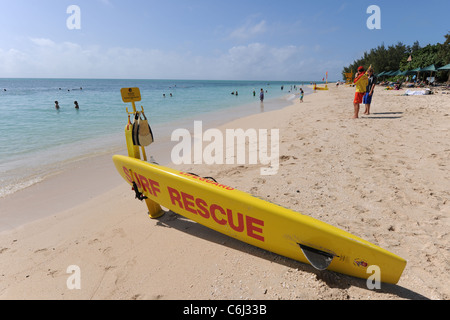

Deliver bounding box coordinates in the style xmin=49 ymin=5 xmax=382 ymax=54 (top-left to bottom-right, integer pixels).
xmin=0 ymin=0 xmax=448 ymax=80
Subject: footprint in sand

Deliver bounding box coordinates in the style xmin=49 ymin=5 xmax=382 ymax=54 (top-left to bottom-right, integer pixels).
xmin=34 ymin=248 xmax=48 ymax=254
xmin=102 ymin=247 xmax=113 ymax=255
xmin=223 ymin=165 xmax=246 ymax=176
xmin=113 ymin=228 xmax=126 ymax=238
xmin=279 ymin=155 xmax=298 ymax=164
xmin=253 ymin=177 xmax=266 ymax=184
xmin=88 ymin=238 xmax=100 ymax=245
xmin=47 ymin=269 xmax=58 ymax=278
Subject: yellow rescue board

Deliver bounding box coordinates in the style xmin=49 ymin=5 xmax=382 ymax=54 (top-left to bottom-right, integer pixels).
xmin=113 ymin=155 xmax=406 ymax=284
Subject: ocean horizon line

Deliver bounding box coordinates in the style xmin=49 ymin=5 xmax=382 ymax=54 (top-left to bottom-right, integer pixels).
xmin=0 ymin=77 xmax=329 ymax=83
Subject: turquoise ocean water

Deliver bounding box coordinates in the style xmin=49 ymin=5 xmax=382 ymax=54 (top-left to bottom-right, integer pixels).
xmin=0 ymin=78 xmax=314 ymax=197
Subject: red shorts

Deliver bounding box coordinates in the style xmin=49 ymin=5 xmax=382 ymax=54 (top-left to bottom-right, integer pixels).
xmin=354 ymin=92 xmax=365 ymax=104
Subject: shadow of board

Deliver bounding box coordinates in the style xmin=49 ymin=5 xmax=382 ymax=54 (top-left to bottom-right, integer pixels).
xmin=362 ymin=112 xmax=403 ymax=119
xmin=364 ymin=116 xmax=403 ymax=119
xmin=153 ymin=210 xmax=429 ymax=300
xmin=373 ymin=112 xmax=404 ymax=115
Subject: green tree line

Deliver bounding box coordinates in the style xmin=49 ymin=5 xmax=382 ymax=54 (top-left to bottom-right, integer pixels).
xmin=342 ymin=32 xmax=450 ymax=82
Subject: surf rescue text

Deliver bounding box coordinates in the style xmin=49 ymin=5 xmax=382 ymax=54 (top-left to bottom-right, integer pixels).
xmin=123 ymin=167 xmax=265 ymax=243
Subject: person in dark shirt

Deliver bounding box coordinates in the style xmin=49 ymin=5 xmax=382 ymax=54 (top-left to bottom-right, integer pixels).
xmin=363 ymin=68 xmax=377 ymax=115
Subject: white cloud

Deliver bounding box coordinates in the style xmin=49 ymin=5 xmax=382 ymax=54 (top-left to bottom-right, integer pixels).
xmin=216 ymin=43 xmax=310 ymax=80
xmin=98 ymin=0 xmax=113 ymax=6
xmin=229 ymin=20 xmax=267 ymax=41
xmin=0 ymin=38 xmax=342 ymax=80
xmin=30 ymin=38 xmax=56 ymax=47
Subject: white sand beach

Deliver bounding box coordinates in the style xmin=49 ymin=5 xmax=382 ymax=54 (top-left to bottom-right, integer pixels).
xmin=0 ymin=85 xmax=449 ymax=300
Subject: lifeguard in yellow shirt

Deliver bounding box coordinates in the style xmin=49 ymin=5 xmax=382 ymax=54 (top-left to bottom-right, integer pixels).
xmin=353 ymin=66 xmax=369 ymax=119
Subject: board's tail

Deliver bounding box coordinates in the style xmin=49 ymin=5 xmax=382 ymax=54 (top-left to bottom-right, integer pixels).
xmin=299 ymin=244 xmax=334 ymax=271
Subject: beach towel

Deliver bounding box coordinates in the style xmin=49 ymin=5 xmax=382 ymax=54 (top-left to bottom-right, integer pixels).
xmin=404 ymin=89 xmax=431 ymax=96
xmin=132 ymin=111 xmax=154 ymax=147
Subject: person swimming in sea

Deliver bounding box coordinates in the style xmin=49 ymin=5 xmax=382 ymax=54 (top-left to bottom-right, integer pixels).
xmin=55 ymin=101 xmax=60 ymax=110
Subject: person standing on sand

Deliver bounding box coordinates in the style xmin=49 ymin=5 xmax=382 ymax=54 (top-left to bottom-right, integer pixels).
xmin=363 ymin=68 xmax=377 ymax=115
xmin=300 ymin=88 xmax=304 ymax=103
xmin=353 ymin=66 xmax=368 ymax=119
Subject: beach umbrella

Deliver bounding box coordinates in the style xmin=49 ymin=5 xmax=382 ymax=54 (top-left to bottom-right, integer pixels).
xmin=391 ymin=70 xmax=402 ymax=77
xmin=420 ymin=64 xmax=437 ymax=72
xmin=399 ymin=70 xmax=410 ymax=76
xmin=420 ymin=65 xmax=437 ymax=83
xmin=405 ymin=68 xmax=420 ymax=76
xmin=406 ymin=67 xmax=421 ymax=80
xmin=437 ymin=64 xmax=450 ymax=70
xmin=381 ymin=70 xmax=399 ymax=78
xmin=398 ymin=70 xmax=413 ymax=79
xmin=381 ymin=71 xmax=395 ymax=79
xmin=437 ymin=64 xmax=450 ymax=82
